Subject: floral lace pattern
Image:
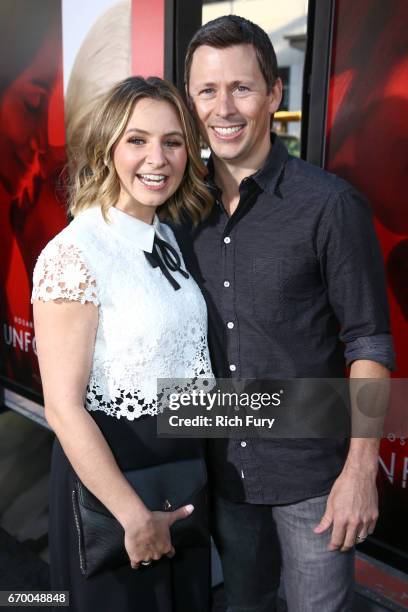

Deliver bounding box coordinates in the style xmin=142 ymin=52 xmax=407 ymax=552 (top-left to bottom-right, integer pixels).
xmin=32 ymin=241 xmax=99 ymax=305
xmin=31 ymin=208 xmax=213 ymax=421
xmin=85 ymin=343 xmax=210 ymax=421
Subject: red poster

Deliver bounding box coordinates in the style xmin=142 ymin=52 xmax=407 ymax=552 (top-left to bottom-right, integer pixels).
xmin=1 ymin=0 xmax=137 ymax=399
xmin=325 ymin=0 xmax=408 ymax=553
xmin=132 ymin=0 xmax=165 ymax=77
xmin=0 ymin=0 xmax=67 ymax=398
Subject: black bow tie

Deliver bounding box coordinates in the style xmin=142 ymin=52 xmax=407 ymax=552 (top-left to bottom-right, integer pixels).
xmin=144 ymin=234 xmax=189 ymax=291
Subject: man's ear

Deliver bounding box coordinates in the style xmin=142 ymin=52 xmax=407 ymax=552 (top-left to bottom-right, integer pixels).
xmin=268 ymin=77 xmax=283 ymax=114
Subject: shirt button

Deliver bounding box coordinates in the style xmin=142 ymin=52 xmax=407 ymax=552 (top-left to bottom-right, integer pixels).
xmin=227 ymin=321 xmax=234 ymax=329
xmin=223 ymin=280 xmax=230 ymax=288
xmin=224 ymin=236 xmax=231 ymax=244
xmin=241 ymin=441 xmax=247 ymax=448
xmin=229 ymin=364 xmax=236 ymax=372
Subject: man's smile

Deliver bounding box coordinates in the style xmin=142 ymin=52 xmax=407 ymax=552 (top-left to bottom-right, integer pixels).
xmin=211 ymin=124 xmax=246 ymax=140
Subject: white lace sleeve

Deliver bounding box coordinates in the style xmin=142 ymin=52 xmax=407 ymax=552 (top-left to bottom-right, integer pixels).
xmin=31 ymin=241 xmax=100 ymax=305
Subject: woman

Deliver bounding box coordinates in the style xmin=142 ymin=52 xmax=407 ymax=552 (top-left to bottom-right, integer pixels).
xmin=32 ymin=76 xmax=213 ymax=611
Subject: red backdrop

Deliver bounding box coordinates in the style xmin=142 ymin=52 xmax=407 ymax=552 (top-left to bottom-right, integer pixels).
xmin=132 ymin=0 xmax=165 ymax=77
xmin=0 ymin=0 xmax=67 ymax=397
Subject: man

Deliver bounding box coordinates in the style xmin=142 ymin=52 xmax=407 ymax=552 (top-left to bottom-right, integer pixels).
xmin=177 ymin=15 xmax=395 ymax=612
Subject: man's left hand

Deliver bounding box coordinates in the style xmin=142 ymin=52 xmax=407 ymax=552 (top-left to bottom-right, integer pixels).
xmin=313 ymin=468 xmax=378 ymax=552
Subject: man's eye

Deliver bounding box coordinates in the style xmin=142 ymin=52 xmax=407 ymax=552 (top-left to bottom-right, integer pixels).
xmin=235 ymin=85 xmax=250 ymax=93
xmin=199 ymin=88 xmax=215 ymax=96
xmin=128 ymin=137 xmax=144 ymax=145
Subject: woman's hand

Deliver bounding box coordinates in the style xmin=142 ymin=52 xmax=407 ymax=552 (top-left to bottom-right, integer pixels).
xmin=123 ymin=504 xmax=194 ymax=569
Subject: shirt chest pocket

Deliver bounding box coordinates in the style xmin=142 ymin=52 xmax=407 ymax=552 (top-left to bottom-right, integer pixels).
xmin=252 ymin=256 xmax=321 ymax=326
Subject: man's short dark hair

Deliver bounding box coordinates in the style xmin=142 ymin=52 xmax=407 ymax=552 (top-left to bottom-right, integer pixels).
xmin=185 ymin=15 xmax=279 ymax=93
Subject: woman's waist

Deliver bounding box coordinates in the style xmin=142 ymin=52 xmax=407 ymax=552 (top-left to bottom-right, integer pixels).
xmin=86 ymin=410 xmax=205 ymax=471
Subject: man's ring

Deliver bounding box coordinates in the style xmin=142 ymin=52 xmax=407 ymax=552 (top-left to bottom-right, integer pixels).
xmin=141 ymin=560 xmax=153 ymax=566
xmin=356 ymin=535 xmax=367 ymax=543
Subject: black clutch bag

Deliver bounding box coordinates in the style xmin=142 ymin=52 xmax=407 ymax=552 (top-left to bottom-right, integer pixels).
xmin=71 ymin=457 xmax=209 ymax=578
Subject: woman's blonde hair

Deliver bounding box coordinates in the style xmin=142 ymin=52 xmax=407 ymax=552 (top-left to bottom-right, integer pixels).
xmin=69 ymin=76 xmax=213 ymax=225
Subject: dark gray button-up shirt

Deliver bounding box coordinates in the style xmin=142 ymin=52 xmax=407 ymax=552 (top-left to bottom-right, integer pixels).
xmin=175 ymin=134 xmax=395 ymax=504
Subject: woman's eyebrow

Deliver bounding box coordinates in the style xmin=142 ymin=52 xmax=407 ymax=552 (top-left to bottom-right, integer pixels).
xmin=125 ymin=127 xmax=184 ymax=138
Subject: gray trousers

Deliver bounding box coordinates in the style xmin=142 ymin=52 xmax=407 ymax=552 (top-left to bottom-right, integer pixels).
xmin=212 ymin=494 xmax=354 ymax=612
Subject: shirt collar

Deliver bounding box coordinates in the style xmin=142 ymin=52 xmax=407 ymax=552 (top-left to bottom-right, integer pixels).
xmin=207 ymin=133 xmax=288 ymax=200
xmin=107 ymin=206 xmax=158 ymax=253
xmin=252 ymin=133 xmax=289 ymax=194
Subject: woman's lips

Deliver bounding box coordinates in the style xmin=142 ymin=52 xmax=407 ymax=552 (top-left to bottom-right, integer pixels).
xmin=137 ymin=174 xmax=169 ymax=191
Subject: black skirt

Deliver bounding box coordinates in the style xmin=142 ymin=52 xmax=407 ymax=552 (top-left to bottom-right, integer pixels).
xmin=49 ymin=412 xmax=211 ymax=612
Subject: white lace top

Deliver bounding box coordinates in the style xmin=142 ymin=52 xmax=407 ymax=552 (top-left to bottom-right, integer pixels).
xmin=32 ymin=206 xmax=213 ymax=420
